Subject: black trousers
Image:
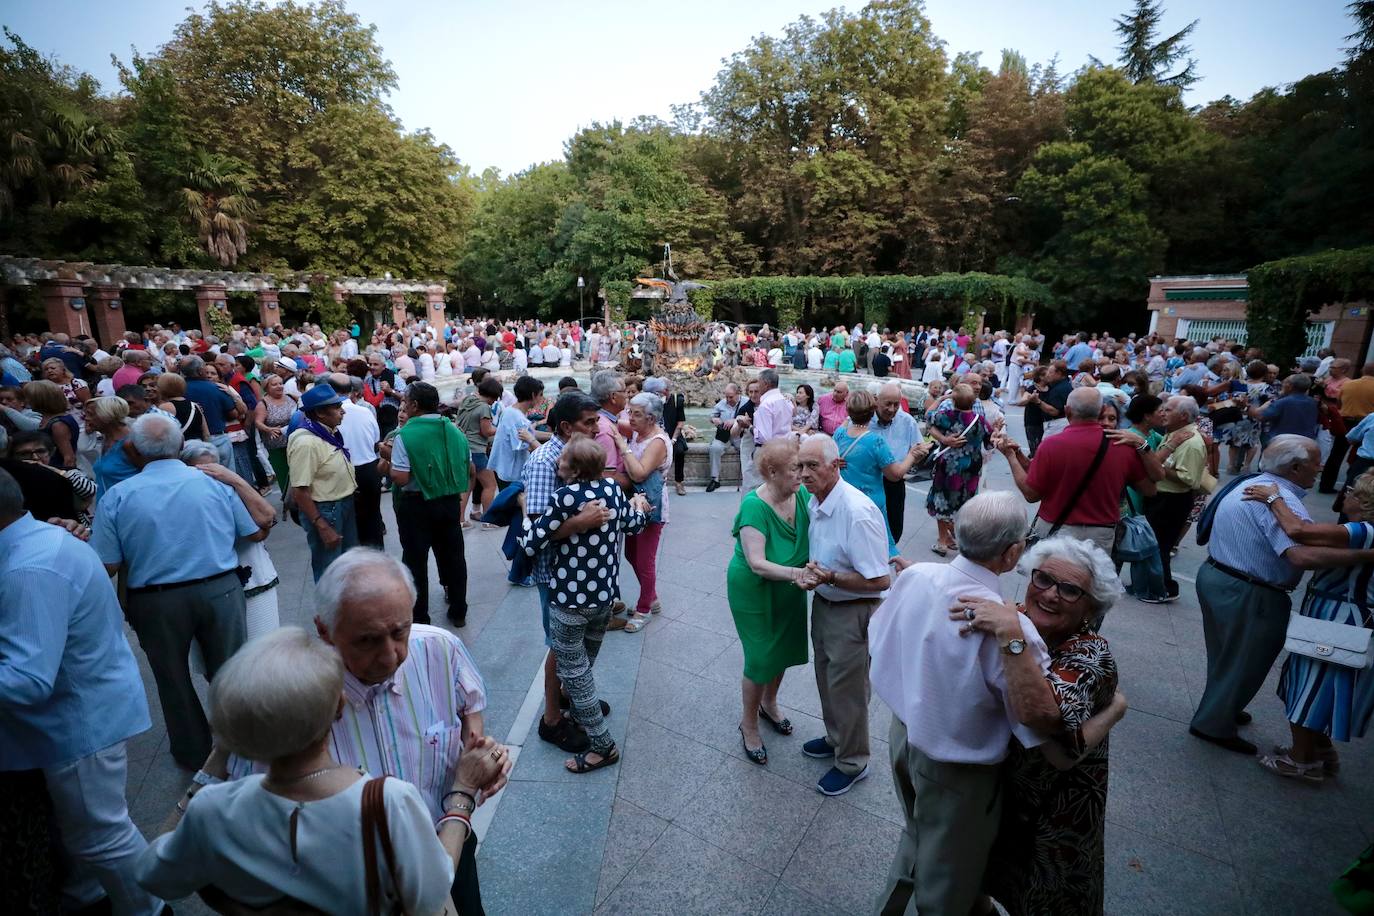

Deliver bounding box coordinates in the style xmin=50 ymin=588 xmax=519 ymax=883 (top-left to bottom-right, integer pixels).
xmin=377 ymin=403 xmax=399 ymax=442
xmin=1025 ymin=422 xmax=1045 ymax=458
xmin=353 ymin=458 xmax=385 ymax=549
xmin=1143 ymin=489 xmax=1195 ymax=594
xmin=1320 ymin=418 xmax=1358 ymax=492
xmin=883 ymin=475 xmax=906 ymax=543
xmin=671 ymin=435 xmax=687 ymax=483
xmin=395 ymin=491 xmax=467 ymax=624
xmin=450 ymin=831 xmax=483 ymax=915
xmin=245 ymin=422 xmax=271 ymax=489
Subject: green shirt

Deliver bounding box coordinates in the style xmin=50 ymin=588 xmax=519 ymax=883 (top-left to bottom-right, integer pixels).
xmin=395 ymin=415 xmax=471 ymax=500
xmin=837 ymin=350 xmax=857 ymax=373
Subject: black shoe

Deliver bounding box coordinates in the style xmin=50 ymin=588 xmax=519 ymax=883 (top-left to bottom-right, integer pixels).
xmin=1235 ymin=710 xmax=1252 ymax=726
xmin=705 ymin=479 xmax=720 ymax=492
xmin=1189 ymin=727 xmax=1256 ymax=755
xmin=539 ymin=716 xmax=590 ymax=752
xmin=559 ymin=695 xmax=611 ymax=716
xmin=447 ymin=611 xmax=467 ymax=628
xmin=739 ymin=726 xmax=767 ymax=765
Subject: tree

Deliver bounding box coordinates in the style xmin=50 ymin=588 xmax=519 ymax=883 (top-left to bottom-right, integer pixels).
xmin=1113 ymin=0 xmax=1198 ymax=87
xmin=178 ymin=150 xmax=256 ymax=266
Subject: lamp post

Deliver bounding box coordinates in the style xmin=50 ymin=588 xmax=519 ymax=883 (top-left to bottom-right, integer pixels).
xmin=577 ymin=276 xmax=586 ymax=327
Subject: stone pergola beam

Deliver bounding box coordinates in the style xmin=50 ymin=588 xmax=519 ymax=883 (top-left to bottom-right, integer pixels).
xmin=87 ymin=284 xmax=126 ymax=347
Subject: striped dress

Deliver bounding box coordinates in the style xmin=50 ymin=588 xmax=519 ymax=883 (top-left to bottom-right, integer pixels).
xmin=1279 ymin=522 xmax=1374 ymax=741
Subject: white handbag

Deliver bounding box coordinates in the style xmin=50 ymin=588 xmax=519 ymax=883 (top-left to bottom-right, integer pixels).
xmin=1285 ymin=612 xmax=1373 ymax=669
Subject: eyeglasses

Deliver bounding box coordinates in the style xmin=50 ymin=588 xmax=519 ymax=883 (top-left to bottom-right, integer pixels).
xmin=1029 ymin=568 xmax=1087 ymax=603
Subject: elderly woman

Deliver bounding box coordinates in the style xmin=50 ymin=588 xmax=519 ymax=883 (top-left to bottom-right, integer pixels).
xmin=926 ymin=383 xmax=994 ymax=556
xmin=41 ymin=356 xmax=91 ymax=411
xmin=957 ymin=537 xmax=1127 ymax=916
xmin=832 ymin=389 xmax=927 ymax=554
xmin=87 ymin=396 xmax=139 ymax=500
xmin=1242 ymin=470 xmax=1374 ymax=781
xmin=254 ymin=372 xmax=295 ymax=499
xmin=727 ymin=438 xmax=811 ymax=765
xmin=26 ymin=379 xmax=80 ymax=469
xmin=136 ymin=627 xmax=508 ymax=915
xmin=156 ymin=372 xmax=209 ymax=442
xmin=611 ymin=391 xmax=671 ymax=632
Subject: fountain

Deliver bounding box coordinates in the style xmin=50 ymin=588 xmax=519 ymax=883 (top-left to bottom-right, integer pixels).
xmin=638 ymin=244 xmax=708 ymax=375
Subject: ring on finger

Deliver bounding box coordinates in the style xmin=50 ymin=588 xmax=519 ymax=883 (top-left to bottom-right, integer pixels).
xmin=964 ymin=607 xmax=976 ymax=621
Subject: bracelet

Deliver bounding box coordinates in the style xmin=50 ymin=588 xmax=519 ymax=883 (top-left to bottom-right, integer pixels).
xmin=443 ymin=789 xmax=477 ymax=809
xmin=436 ymin=812 xmax=471 ymax=833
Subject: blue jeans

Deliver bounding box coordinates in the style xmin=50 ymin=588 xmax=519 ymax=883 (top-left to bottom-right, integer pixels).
xmin=304 ymin=496 xmax=359 ymax=581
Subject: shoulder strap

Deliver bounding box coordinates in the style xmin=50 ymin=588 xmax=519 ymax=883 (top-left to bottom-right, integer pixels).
xmin=362 ymin=776 xmax=403 ymax=916
xmin=839 ymin=429 xmax=870 ymax=460
xmin=1047 ymin=432 xmax=1110 ymax=537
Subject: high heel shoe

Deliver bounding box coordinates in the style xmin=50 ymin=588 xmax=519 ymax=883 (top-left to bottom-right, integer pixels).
xmin=738 ymin=726 xmax=767 ymax=765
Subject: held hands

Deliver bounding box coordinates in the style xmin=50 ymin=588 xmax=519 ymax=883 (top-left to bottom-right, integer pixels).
xmin=453 ymin=735 xmax=512 ymax=804
xmin=794 ymin=561 xmax=832 ymax=591
xmin=629 ymin=493 xmax=651 ymax=516
xmin=1241 ymin=482 xmax=1280 ymax=503
xmin=949 ymin=595 xmax=1023 ymax=641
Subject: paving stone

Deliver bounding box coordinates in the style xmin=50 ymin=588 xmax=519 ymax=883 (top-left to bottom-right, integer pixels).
xmin=758 ymin=883 xmax=835 ymax=916
xmin=595 ymin=799 xmax=671 ymax=905
xmin=614 ymin=717 xmax=728 ymax=820
xmin=639 ymin=618 xmax=737 ymax=675
xmin=778 ymin=798 xmax=901 ymax=914
xmin=1102 ymin=821 xmax=1245 ymax=916
xmin=596 ymin=825 xmax=776 ymax=916
xmin=1215 ymin=787 xmax=1367 ymax=899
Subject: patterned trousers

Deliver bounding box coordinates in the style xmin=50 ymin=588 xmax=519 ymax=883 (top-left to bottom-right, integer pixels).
xmin=550 ymin=603 xmax=614 ymax=754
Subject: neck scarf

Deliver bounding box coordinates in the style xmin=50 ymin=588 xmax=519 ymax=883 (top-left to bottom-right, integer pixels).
xmin=301 ymin=414 xmax=350 ymax=461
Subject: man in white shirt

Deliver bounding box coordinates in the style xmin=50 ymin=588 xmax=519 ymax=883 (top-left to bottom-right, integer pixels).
xmin=339 ymin=375 xmax=384 ymax=549
xmin=806 ymin=341 xmax=824 ymax=370
xmin=338 ymin=329 xmax=359 ymax=361
xmin=868 ymin=491 xmax=1048 ymax=915
xmin=797 ymin=435 xmax=892 ymax=796
xmin=541 ymin=339 xmax=562 ymax=366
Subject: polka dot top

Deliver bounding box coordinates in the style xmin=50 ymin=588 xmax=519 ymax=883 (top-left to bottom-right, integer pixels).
xmin=517 ymin=477 xmax=648 ymax=609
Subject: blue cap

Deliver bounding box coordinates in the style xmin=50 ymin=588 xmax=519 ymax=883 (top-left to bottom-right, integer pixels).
xmin=301 ymin=384 xmax=346 ymax=411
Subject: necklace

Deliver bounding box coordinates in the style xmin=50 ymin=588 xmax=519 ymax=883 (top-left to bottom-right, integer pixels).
xmin=264 ymin=765 xmax=341 ymax=789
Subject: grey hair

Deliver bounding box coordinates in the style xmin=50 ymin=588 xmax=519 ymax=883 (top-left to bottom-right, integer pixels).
xmin=954 ymin=491 xmax=1027 ymax=562
xmin=208 ymin=627 xmax=345 ymax=762
xmin=1065 ymin=386 xmax=1103 ymax=421
xmin=758 ymin=368 xmax=779 ymax=390
xmin=129 ymin=411 xmax=184 ymax=459
xmin=178 ymin=355 xmax=206 ymax=377
xmin=179 ymin=440 xmax=219 ymax=464
xmin=800 ymin=434 xmax=840 ymax=463
xmin=0 ymin=467 xmax=22 ymax=520
xmin=85 ymin=396 xmax=130 ymax=430
xmin=590 ymin=369 xmax=624 ymax=405
xmin=1286 ymin=373 xmax=1312 ymax=393
xmin=1260 ymin=434 xmax=1318 ymax=476
xmin=630 ymin=391 xmax=663 ymax=421
xmin=1166 ymin=395 xmax=1199 ymax=422
xmin=1019 ymin=535 xmax=1123 ymax=612
xmin=315 ymin=547 xmax=416 ymax=634
xmin=121 ymin=349 xmax=147 ymax=364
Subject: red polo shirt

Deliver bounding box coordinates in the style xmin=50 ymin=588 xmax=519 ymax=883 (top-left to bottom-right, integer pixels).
xmin=1026 ymin=422 xmax=1148 ymax=527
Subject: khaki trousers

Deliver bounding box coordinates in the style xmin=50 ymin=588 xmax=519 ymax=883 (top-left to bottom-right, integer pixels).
xmin=1030 ymin=516 xmax=1116 ymax=555
xmin=811 ymin=594 xmax=879 ymax=775
xmin=876 ymin=715 xmax=1002 ymax=916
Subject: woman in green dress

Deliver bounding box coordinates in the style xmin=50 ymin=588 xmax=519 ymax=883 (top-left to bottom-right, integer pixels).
xmin=727 ymin=437 xmax=812 ymax=766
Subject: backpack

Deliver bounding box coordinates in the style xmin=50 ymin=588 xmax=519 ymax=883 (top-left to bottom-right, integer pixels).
xmin=1195 ymin=473 xmax=1258 ymax=546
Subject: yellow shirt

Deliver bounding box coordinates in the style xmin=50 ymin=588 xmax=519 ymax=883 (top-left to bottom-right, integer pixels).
xmin=1158 ymin=423 xmax=1207 ymax=494
xmin=1340 ymin=376 xmax=1374 ymax=419
xmin=287 ymin=428 xmax=357 ymax=502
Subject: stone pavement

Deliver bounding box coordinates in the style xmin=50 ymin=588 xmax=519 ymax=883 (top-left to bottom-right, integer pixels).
xmin=121 ymin=409 xmax=1373 ymax=916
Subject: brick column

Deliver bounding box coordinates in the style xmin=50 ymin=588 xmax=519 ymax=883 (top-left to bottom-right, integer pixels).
xmin=389 ymin=291 xmax=407 ymax=327
xmin=425 ymin=287 xmax=446 ymax=327
xmin=257 ymin=289 xmax=280 ymax=330
xmin=194 ymin=283 xmax=228 ymax=337
xmin=40 ymin=278 xmax=90 ymax=339
xmin=87 ymin=284 xmax=126 ymax=348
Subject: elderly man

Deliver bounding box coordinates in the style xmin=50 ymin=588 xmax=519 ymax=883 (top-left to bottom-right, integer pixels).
xmin=797 ymin=435 xmax=892 ymax=795
xmin=339 ymin=374 xmax=385 ymax=549
xmin=875 ymin=383 xmax=921 ymax=542
xmin=869 ymin=491 xmax=1048 ymax=916
xmin=0 ymin=469 xmax=164 ymax=916
xmin=385 ymin=381 xmax=472 ymax=627
xmin=213 ymin=548 xmax=497 ymax=915
xmin=997 ymin=386 xmax=1160 ymax=554
xmin=751 ymin=368 xmax=793 ymax=447
xmin=1027 ymin=359 xmax=1073 ymax=437
xmin=1190 ymin=435 xmax=1374 ymax=753
xmin=1251 ymin=373 xmax=1319 ymax=445
xmin=817 ymin=379 xmax=850 ymax=435
xmin=706 ymin=382 xmax=742 ymax=492
xmin=113 ymin=348 xmax=152 ymax=391
xmin=180 ymin=354 xmax=246 ymax=466
xmin=288 ymin=382 xmax=359 ymax=580
xmin=1141 ymin=396 xmax=1209 ymax=602
xmin=733 ymin=378 xmax=762 ymax=492
xmin=361 ymin=352 xmax=404 ymax=439
xmin=92 ymin=413 xmax=268 ymax=769
xmin=591 ymin=369 xmax=630 ymax=487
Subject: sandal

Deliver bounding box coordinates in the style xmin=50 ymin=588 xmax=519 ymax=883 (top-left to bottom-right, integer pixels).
xmin=739 ymin=726 xmax=767 ymax=765
xmin=623 ymin=613 xmax=650 ymax=633
xmin=1257 ymin=752 xmax=1325 ymax=784
xmin=1272 ymin=744 xmax=1340 ymax=774
xmin=931 ymin=543 xmax=948 ymax=557
xmin=759 ymin=706 xmax=793 ymax=736
xmin=566 ymin=746 xmax=620 ymax=774
xmin=481 ymin=522 xmax=499 ymax=530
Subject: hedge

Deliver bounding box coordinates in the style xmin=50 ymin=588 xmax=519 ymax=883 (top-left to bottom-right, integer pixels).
xmin=1248 ymin=247 xmax=1374 ymax=368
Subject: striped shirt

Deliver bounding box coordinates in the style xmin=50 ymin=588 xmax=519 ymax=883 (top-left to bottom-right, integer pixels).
xmin=522 ymin=435 xmax=567 ymax=585
xmin=228 ymin=625 xmax=486 ymax=822
xmin=1207 ymin=473 xmax=1308 ymax=589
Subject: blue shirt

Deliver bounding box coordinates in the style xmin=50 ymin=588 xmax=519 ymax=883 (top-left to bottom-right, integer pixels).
xmin=1207 ymin=473 xmax=1308 ymax=589
xmin=92 ymin=459 xmax=259 ymax=587
xmin=93 ymin=440 xmax=140 ymax=501
xmin=1063 ymin=342 xmax=1094 ymax=370
xmin=832 ymin=426 xmax=898 ymax=555
xmin=0 ymin=514 xmax=150 ymax=768
xmin=1260 ymin=394 xmax=1319 ymax=443
xmin=875 ymin=408 xmax=921 ymax=456
xmin=1348 ymin=413 xmax=1374 ymax=460
xmin=488 ymin=408 xmax=533 ymax=483
xmin=186 ymin=378 xmax=237 ymax=435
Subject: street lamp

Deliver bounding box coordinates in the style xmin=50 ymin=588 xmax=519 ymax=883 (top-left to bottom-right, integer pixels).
xmin=577 ymin=276 xmax=586 ymax=327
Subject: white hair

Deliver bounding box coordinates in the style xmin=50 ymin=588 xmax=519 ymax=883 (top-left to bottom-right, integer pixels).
xmin=954 ymin=491 xmax=1027 ymax=562
xmin=801 ymin=433 xmax=840 ymax=463
xmin=129 ymin=411 xmax=184 ymax=459
xmin=208 ymin=627 xmax=344 ymax=762
xmin=1020 ymin=536 xmax=1122 ymax=612
xmin=1066 ymin=386 xmax=1103 ymax=421
xmin=590 ymin=369 xmax=624 ymax=404
xmin=1261 ymin=434 xmax=1317 ymax=476
xmin=315 ymin=548 xmax=416 ymax=634
xmin=629 ymin=391 xmax=663 ymax=421
xmin=179 ymin=440 xmax=219 ymax=464
xmin=1166 ymin=396 xmax=1199 ymax=422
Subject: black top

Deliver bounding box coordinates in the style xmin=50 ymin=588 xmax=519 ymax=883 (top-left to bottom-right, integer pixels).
xmin=0 ymin=458 xmax=80 ymax=521
xmin=872 ymin=352 xmax=892 ymax=377
xmin=661 ymin=392 xmax=687 ymax=438
xmin=1040 ymin=378 xmax=1073 ymax=422
xmin=518 ymin=478 xmax=648 ymax=609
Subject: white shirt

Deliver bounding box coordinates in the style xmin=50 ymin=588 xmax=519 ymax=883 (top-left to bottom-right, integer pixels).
xmin=807 ymin=478 xmax=891 ymax=602
xmin=513 ymin=348 xmax=528 ymax=371
xmin=767 ymin=347 xmax=783 ymax=367
xmin=866 ymin=331 xmax=881 ymax=349
xmin=417 ymin=352 xmax=436 ymax=381
xmin=339 ymin=399 xmax=380 ymax=465
xmin=339 ymin=338 xmax=358 ymax=360
xmin=807 ymin=347 xmax=824 ymax=370
xmin=869 ymin=556 xmax=1050 ymax=764
xmin=542 ymin=343 xmax=561 ymax=364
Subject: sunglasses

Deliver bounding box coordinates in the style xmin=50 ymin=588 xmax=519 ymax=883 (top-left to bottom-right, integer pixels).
xmin=1029 ymin=568 xmax=1087 ymax=603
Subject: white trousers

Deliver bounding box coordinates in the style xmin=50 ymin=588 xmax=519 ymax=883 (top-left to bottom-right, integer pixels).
xmin=1042 ymin=417 xmax=1068 ymax=438
xmin=43 ymin=742 xmax=164 ymax=915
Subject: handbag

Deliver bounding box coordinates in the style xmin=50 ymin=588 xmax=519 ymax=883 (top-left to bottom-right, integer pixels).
xmin=1284 ymin=611 xmax=1373 ymax=670
xmin=1026 ymin=432 xmax=1110 ymax=546
xmin=635 ymin=468 xmax=665 ymax=524
xmin=1112 ymin=514 xmax=1159 ymax=563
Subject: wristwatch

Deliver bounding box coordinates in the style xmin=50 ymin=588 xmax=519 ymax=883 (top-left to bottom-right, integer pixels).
xmin=1265 ymin=493 xmax=1279 ymax=506
xmin=1001 ymin=638 xmax=1026 ymax=656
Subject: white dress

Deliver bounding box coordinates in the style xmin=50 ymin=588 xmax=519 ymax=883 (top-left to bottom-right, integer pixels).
xmin=922 ymin=348 xmax=945 ymax=383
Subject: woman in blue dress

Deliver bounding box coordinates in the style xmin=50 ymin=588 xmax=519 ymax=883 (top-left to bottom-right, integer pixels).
xmin=926 ymin=383 xmax=993 ymax=555
xmin=1242 ymin=471 xmax=1374 ymax=782
xmin=831 ymin=389 xmax=927 ymax=555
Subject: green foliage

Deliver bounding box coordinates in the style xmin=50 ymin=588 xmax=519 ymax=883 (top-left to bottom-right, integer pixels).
xmin=687 ymin=285 xmax=714 ymax=321
xmin=602 ymin=280 xmax=632 ymax=323
xmin=1113 ymin=1 xmax=1198 ymax=87
xmin=308 ymin=279 xmax=349 ymax=332
xmin=1247 ymin=246 xmax=1374 ymax=368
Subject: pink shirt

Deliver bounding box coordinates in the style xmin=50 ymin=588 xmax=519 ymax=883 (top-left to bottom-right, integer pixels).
xmin=112 ymin=364 xmax=145 ymax=391
xmin=596 ymin=410 xmax=624 ymax=474
xmin=818 ymin=394 xmax=849 ymax=435
xmin=753 ymin=388 xmax=794 ymax=445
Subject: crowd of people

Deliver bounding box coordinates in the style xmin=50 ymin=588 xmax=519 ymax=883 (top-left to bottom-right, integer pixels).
xmin=2 ymin=313 xmax=1371 ymax=915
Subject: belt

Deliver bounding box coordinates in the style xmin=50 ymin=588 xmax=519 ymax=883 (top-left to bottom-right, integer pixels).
xmin=128 ymin=569 xmax=237 ymax=595
xmin=1205 ymin=558 xmax=1292 ymax=595
xmin=816 ymin=593 xmax=879 ymax=606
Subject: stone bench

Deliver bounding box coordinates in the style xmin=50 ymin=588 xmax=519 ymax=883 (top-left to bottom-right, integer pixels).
xmin=682 ymin=439 xmax=741 ymax=486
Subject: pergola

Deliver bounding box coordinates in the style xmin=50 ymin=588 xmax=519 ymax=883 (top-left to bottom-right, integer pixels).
xmin=0 ymin=256 xmax=448 ymax=346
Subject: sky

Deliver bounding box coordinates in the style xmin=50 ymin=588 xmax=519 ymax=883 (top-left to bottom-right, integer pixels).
xmin=2 ymin=0 xmax=1358 ymax=175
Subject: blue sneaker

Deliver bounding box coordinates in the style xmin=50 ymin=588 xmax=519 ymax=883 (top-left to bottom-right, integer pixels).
xmin=817 ymin=764 xmax=869 ymax=796
xmin=801 ymin=737 xmax=834 ymax=759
